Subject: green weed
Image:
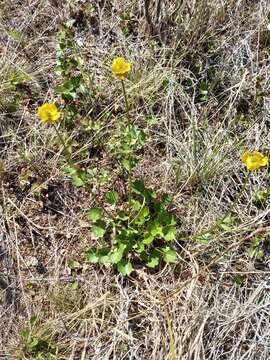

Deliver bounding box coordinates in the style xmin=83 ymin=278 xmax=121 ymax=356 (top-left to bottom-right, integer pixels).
xmin=18 ymin=315 xmax=57 ymax=359
xmin=86 ymin=179 xmax=177 ymax=275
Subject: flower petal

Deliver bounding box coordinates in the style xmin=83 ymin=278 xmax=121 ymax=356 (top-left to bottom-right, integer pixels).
xmin=241 ymin=151 xmax=249 ymax=165
xmin=260 ymin=156 xmax=269 ymax=167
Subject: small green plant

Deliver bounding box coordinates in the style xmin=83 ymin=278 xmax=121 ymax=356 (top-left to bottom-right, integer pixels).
xmin=107 ymin=122 xmax=147 ymax=172
xmin=7 ymin=29 xmax=25 ymax=43
xmin=0 ymin=60 xmax=32 ymax=113
xmin=19 ymin=315 xmax=57 ymax=359
xmin=253 ymin=187 xmax=270 ymax=209
xmin=199 ymin=81 xmax=209 ymax=101
xmin=246 ymin=236 xmax=264 ymax=260
xmin=55 ymin=19 xmax=94 ymax=123
xmin=120 ymin=12 xmax=133 ymax=37
xmin=86 ymin=179 xmax=178 ymax=276
xmin=63 ymin=163 xmax=111 ymax=187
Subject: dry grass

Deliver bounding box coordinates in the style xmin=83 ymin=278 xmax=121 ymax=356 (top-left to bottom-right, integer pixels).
xmin=1 ymin=0 xmax=270 ymax=359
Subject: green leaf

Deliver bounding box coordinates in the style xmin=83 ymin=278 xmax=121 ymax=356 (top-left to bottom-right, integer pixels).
xmin=162 ymin=247 xmax=177 ymax=263
xmin=117 ymin=210 xmax=129 ymax=221
xmin=87 ymin=208 xmax=102 ymax=222
xmin=117 ymin=260 xmax=133 ymax=276
xmin=149 ymin=221 xmax=163 ymax=237
xmin=199 ymin=81 xmax=209 ymax=101
xmin=121 ymin=158 xmax=134 ymax=172
xmin=161 ymin=193 xmax=173 ymax=206
xmin=142 ymin=233 xmax=154 ymax=245
xmin=146 ymin=257 xmax=159 ymax=269
xmin=135 ymin=206 xmax=150 ymax=225
xmin=72 ymin=175 xmax=85 ymax=187
xmin=86 ymin=249 xmax=100 ymax=263
xmin=146 ymin=251 xmax=160 ymax=268
xmin=21 ymin=329 xmax=30 ymax=338
xmin=63 ymin=164 xmax=77 ymax=175
xmin=7 ymin=29 xmax=24 ymax=42
xmin=246 ymin=237 xmax=264 ymax=260
xmin=7 ymin=94 xmax=21 ymax=113
xmin=141 ymin=206 xmax=150 ymax=218
xmin=105 ymin=191 xmax=119 ymax=205
xmin=122 ymin=26 xmax=130 ymax=36
xmin=146 ymin=257 xmax=159 ymax=268
xmin=162 ymin=212 xmax=176 ymax=226
xmin=110 ymin=243 xmax=126 ymax=264
xmin=132 ymin=179 xmax=145 ymax=194
xmin=163 ymin=226 xmax=176 ymax=241
xmin=218 ymin=215 xmax=233 ymax=231
xmin=110 ymin=251 xmax=123 ymax=264
xmin=135 ymin=242 xmax=145 ymax=253
xmin=146 ymin=115 xmax=159 ymax=125
xmin=55 ymin=66 xmax=63 ymax=76
xmin=86 ymin=248 xmax=110 ymax=263
xmin=99 ymin=254 xmax=111 ymax=264
xmin=195 ymin=232 xmax=211 ymax=244
xmin=70 ymin=281 xmax=78 ymax=290
xmin=234 ymin=275 xmax=244 ymax=287
xmin=30 ymin=336 xmax=39 ymax=348
xmin=246 ymin=246 xmax=264 ymax=260
xmin=131 ymin=200 xmax=142 ymax=211
xmin=144 ymin=189 xmax=157 ymax=202
xmin=170 ymin=214 xmax=177 ymax=226
xmin=92 ymin=221 xmax=106 ymax=238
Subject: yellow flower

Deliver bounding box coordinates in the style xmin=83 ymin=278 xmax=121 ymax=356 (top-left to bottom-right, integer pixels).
xmin=111 ymin=57 xmax=131 ymax=80
xmin=37 ymin=103 xmax=61 ymax=124
xmin=241 ymin=150 xmax=269 ymax=171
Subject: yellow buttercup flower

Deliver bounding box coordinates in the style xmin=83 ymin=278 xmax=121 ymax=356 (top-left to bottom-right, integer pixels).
xmin=37 ymin=103 xmax=61 ymax=124
xmin=111 ymin=57 xmax=131 ymax=80
xmin=242 ymin=150 xmax=269 ymax=171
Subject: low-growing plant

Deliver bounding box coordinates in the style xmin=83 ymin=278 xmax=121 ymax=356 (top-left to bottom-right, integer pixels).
xmin=86 ymin=179 xmax=178 ymax=276
xmin=107 ymin=122 xmax=147 ymax=172
xmin=252 ymin=187 xmax=270 ymax=209
xmin=63 ymin=163 xmax=111 ymax=187
xmin=18 ymin=315 xmax=57 ymax=359
xmin=55 ymin=19 xmax=94 ymax=124
xmin=246 ymin=236 xmax=264 ymax=260
xmin=85 ymin=57 xmax=179 ymax=275
xmin=0 ymin=59 xmax=32 ymax=113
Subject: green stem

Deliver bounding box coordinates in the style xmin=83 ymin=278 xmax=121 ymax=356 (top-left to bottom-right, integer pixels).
xmin=121 ymin=80 xmax=130 ymax=121
xmin=121 ymin=80 xmax=132 ymax=216
xmin=52 ymin=123 xmax=71 ymax=163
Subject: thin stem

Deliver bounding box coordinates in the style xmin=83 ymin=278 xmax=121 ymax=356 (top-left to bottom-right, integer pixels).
xmin=52 ymin=123 xmax=71 ymax=162
xmin=121 ymin=80 xmax=130 ymax=121
xmin=121 ymin=80 xmax=132 ymax=216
